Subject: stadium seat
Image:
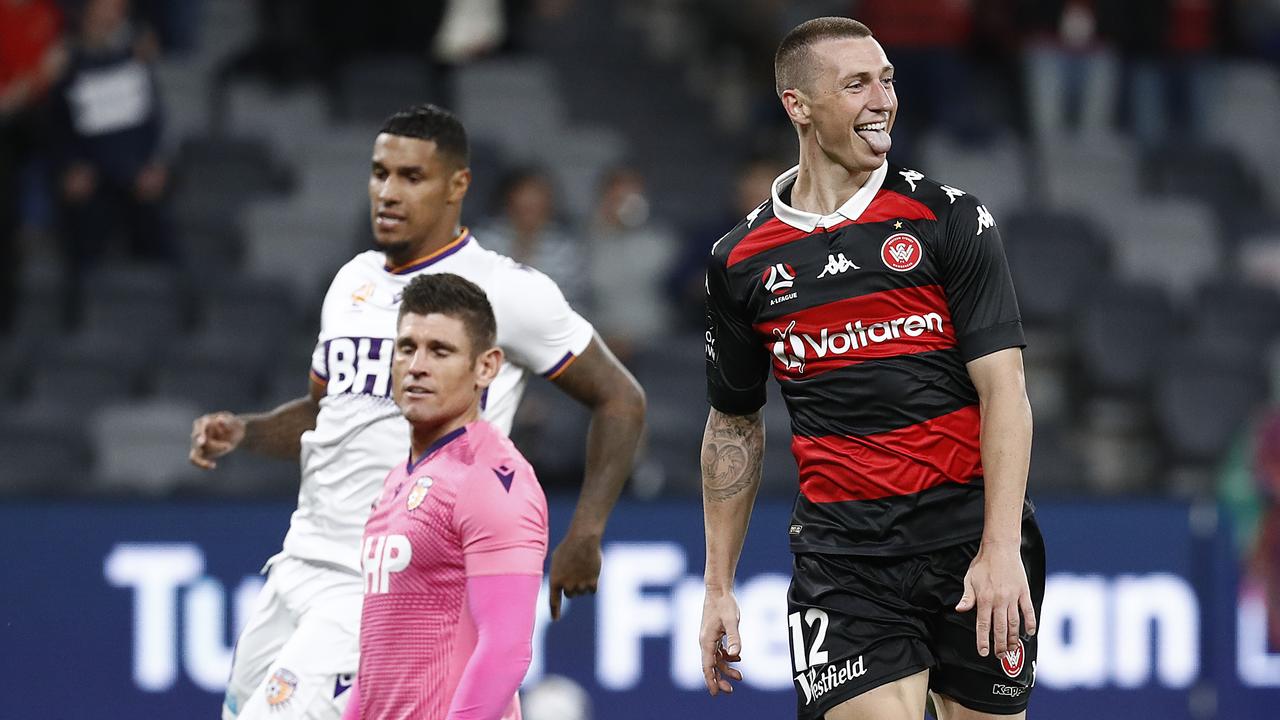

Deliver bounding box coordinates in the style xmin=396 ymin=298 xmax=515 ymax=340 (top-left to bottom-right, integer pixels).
xmin=27 ymin=331 xmax=150 ymax=413
xmin=1154 ymin=349 xmax=1267 ymax=469
xmin=1141 ymin=140 xmax=1263 ymax=224
xmin=1003 ymin=208 xmax=1110 ymax=328
xmin=81 ymin=263 xmax=188 ymax=342
xmin=175 ymin=451 xmax=300 ymax=499
xmin=0 ymin=406 xmax=92 ymax=496
xmin=1185 ymin=279 xmax=1280 ymax=368
xmin=197 ymin=273 xmax=300 ymax=352
xmin=1028 ymin=422 xmax=1088 ymax=496
xmin=1039 ymin=132 xmax=1141 ymax=218
xmin=1096 ymin=198 xmax=1221 ymax=302
xmin=335 ymin=55 xmax=441 ymax=124
xmin=152 ymin=340 xmax=263 ymax=413
xmin=90 ymin=399 xmax=202 ymax=495
xmin=1074 ymin=279 xmax=1178 ymax=397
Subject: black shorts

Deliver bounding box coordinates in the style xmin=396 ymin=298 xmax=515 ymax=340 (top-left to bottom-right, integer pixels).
xmin=787 ymin=514 xmax=1045 ymax=719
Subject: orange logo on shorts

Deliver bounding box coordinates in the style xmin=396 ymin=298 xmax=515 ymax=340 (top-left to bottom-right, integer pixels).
xmin=1000 ymin=639 xmax=1025 ymax=678
xmin=265 ymin=668 xmax=299 ymax=707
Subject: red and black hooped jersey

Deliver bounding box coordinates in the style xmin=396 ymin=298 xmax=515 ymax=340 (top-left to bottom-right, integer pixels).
xmin=705 ymin=162 xmax=1030 ymax=556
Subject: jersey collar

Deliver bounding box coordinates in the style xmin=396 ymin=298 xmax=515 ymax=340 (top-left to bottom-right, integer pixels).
xmin=384 ymin=228 xmax=471 ymax=275
xmin=770 ymin=161 xmax=888 ymax=232
xmin=406 ymin=425 xmax=468 ymax=474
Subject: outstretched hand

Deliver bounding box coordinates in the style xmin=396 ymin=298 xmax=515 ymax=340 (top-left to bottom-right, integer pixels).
xmin=955 ymin=542 xmax=1037 ymax=659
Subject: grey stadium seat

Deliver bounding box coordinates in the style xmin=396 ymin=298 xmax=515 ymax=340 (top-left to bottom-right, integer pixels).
xmin=1074 ymin=279 xmax=1178 ymax=397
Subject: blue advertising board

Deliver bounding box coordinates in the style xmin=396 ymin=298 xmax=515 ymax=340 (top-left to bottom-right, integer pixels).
xmin=1 ymin=500 xmax=1277 ymax=719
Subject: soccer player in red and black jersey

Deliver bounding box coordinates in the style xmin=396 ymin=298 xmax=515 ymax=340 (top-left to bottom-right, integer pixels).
xmin=698 ymin=17 xmax=1045 ymax=720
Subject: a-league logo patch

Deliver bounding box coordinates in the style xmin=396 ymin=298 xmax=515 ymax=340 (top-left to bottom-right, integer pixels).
xmin=881 ymin=233 xmax=922 ymax=272
xmin=265 ymin=668 xmax=299 ymax=707
xmin=406 ymin=476 xmax=434 ymax=511
xmin=1000 ymin=638 xmax=1026 ymax=678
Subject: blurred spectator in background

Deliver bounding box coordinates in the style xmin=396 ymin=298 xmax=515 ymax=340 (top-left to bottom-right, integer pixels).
xmin=0 ymin=0 xmax=66 ymax=332
xmin=585 ymin=165 xmax=677 ymax=361
xmin=475 ymin=166 xmax=589 ymax=307
xmin=51 ymin=0 xmax=174 ymax=316
xmin=669 ymin=155 xmax=782 ymax=329
xmin=853 ymin=0 xmax=978 ymax=161
xmin=1110 ymin=0 xmax=1226 ymax=145
xmin=1019 ymin=0 xmax=1120 ymax=143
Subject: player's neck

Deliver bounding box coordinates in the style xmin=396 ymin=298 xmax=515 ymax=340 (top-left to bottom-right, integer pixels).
xmin=791 ymin=150 xmax=874 ymax=216
xmin=409 ymin=409 xmax=478 ymax=463
xmin=385 ymin=224 xmax=465 ymax=269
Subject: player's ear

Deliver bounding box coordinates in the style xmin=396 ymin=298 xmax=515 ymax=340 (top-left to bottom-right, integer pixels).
xmin=447 ymin=166 xmax=471 ymax=204
xmin=781 ymin=88 xmax=811 ymax=127
xmin=474 ymin=346 xmax=502 ymax=388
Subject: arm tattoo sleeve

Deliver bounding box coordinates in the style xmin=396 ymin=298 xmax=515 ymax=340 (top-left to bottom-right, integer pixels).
xmin=701 ymin=410 xmax=764 ymax=503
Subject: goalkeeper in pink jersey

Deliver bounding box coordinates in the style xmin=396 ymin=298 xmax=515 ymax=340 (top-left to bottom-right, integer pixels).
xmin=344 ymin=272 xmax=546 ymax=720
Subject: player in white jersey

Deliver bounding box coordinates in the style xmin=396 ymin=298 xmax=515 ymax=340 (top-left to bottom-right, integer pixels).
xmin=189 ymin=104 xmax=646 ymax=720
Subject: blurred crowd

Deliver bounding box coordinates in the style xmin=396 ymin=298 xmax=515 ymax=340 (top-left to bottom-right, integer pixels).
xmin=2 ymin=0 xmax=1280 ymax=573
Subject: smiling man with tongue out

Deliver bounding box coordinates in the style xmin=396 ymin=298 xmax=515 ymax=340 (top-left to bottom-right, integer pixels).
xmin=699 ymin=16 xmax=1045 ymax=720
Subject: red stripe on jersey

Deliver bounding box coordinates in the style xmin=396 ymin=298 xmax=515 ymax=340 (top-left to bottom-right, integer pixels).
xmin=861 ymin=189 xmax=937 ymax=224
xmin=793 ymin=405 xmax=982 ymax=502
xmin=726 ymin=190 xmax=935 ymax=268
xmin=755 ymin=285 xmax=956 ymax=378
xmin=728 ymin=218 xmax=817 ymax=268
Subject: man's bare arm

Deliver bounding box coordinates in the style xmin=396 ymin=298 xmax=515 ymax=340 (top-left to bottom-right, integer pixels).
xmin=955 ymin=347 xmax=1037 ymax=658
xmin=700 ymin=407 xmax=764 ymax=695
xmin=702 ymin=407 xmax=765 ymax=587
xmin=547 ymin=334 xmax=646 ymax=618
xmin=189 ymin=378 xmax=324 ymax=468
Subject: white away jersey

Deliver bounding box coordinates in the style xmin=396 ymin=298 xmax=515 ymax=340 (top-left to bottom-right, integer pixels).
xmin=279 ymin=230 xmax=593 ymax=572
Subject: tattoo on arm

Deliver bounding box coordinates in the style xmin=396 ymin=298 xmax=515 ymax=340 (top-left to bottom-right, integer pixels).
xmin=701 ymin=410 xmax=764 ymax=503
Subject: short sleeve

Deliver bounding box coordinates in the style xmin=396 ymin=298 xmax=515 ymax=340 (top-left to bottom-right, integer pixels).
xmin=705 ymin=254 xmax=769 ymax=415
xmin=310 ymin=270 xmax=345 ymax=383
xmin=491 ymin=266 xmax=594 ymax=379
xmin=454 ymin=463 xmax=548 ymax=577
xmin=939 ymin=195 xmax=1025 ymax=362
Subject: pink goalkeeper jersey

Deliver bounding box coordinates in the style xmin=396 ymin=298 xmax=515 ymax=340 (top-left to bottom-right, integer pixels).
xmin=357 ymin=420 xmax=548 ymax=720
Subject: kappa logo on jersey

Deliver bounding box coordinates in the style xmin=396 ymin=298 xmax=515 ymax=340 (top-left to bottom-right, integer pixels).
xmin=900 ymin=168 xmax=923 ymax=192
xmin=769 ymin=312 xmax=947 ymax=377
xmin=325 ymin=337 xmax=393 ymax=397
xmin=817 ymin=253 xmax=860 ymax=278
xmin=1000 ymin=638 xmax=1026 ymax=678
xmin=881 ymin=233 xmax=923 ymax=272
xmin=493 ymin=465 xmax=515 ymax=492
xmin=976 ymin=205 xmax=996 ymax=235
xmin=265 ymin=668 xmax=299 ymax=707
xmin=405 ymin=476 xmax=434 ymax=511
xmin=762 ymin=263 xmax=796 ymax=294
xmin=942 ymin=185 xmax=966 ymax=204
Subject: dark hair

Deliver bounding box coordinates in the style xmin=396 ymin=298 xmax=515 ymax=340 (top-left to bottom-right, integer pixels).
xmin=379 ymin=104 xmax=470 ymax=167
xmin=774 ymin=17 xmax=874 ymax=97
xmin=397 ymin=273 xmax=496 ymax=355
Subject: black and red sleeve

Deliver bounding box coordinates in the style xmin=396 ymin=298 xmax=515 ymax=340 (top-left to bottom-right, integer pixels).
xmin=939 ymin=195 xmax=1026 ymax=362
xmin=705 ymin=254 xmax=769 ymax=415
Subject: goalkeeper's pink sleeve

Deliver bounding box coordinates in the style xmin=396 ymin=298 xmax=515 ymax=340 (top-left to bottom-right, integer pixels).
xmin=445 ymin=573 xmax=541 ymax=720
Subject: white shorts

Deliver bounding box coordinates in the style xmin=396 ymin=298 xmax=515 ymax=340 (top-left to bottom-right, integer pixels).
xmin=222 ymin=556 xmax=363 ymax=720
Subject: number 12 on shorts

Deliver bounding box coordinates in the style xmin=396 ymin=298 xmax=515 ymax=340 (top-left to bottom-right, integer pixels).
xmin=788 ymin=609 xmax=830 ymax=672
